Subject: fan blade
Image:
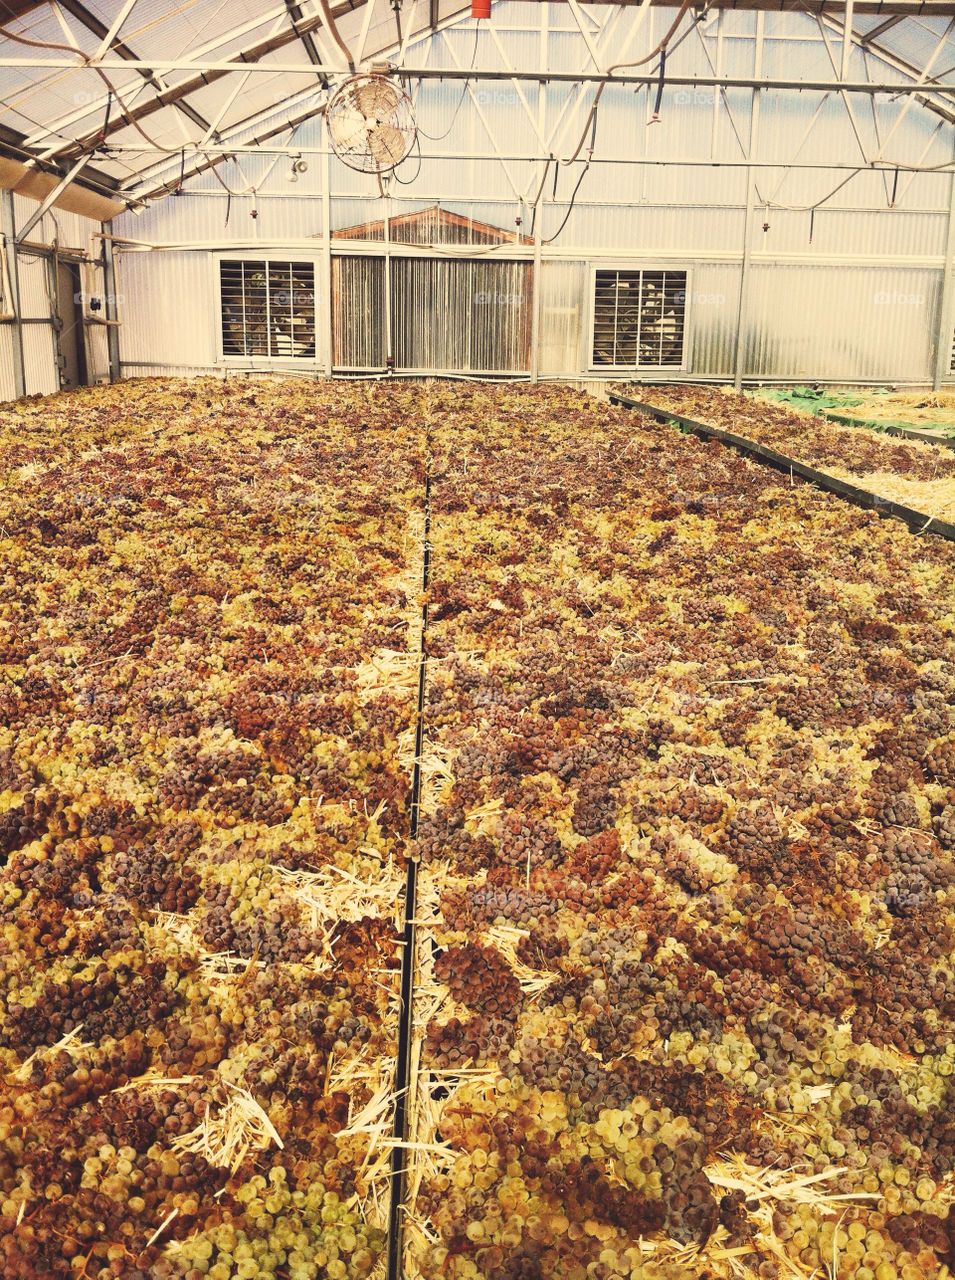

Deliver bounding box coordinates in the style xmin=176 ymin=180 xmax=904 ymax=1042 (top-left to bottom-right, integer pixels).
xmin=329 ymin=108 xmax=370 ymax=153
xmin=355 ymin=78 xmax=401 ymax=117
xmin=367 ymin=122 xmax=411 ymax=166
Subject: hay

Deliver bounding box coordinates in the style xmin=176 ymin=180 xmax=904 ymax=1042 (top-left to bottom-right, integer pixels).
xmin=146 ymin=1208 xmax=179 ymax=1249
xmin=822 ymin=465 xmax=955 ymax=522
xmin=704 ymin=1155 xmax=878 ymax=1206
xmin=112 ymin=1074 xmax=201 ymax=1095
xmin=398 ymin=726 xmax=456 ymax=798
xmin=355 ymin=648 xmax=421 ymax=701
xmin=170 ymin=1081 xmax=284 ymax=1175
xmin=275 ymin=857 xmax=404 ymax=933
xmin=478 ymin=924 xmax=556 ymax=1000
xmin=153 ymin=909 xmax=269 ymax=984
xmin=833 ymin=390 xmax=955 ymax=428
xmin=12 ymin=1024 xmax=93 ymax=1081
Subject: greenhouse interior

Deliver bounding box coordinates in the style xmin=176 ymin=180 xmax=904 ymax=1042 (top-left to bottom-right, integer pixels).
xmin=4 ymin=1 xmax=955 ymax=1278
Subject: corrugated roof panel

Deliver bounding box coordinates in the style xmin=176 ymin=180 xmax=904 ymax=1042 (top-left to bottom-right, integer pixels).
xmin=875 ymin=16 xmax=955 ymax=73
xmin=113 ymin=0 xmax=274 ymax=63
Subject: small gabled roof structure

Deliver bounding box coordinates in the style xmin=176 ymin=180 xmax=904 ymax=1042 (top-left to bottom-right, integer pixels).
xmin=331 ymin=204 xmax=533 ymax=246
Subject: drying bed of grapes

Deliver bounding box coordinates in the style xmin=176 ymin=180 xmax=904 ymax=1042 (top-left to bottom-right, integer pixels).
xmin=616 ymin=384 xmax=955 ymax=525
xmin=3 ymin=378 xmax=955 ymax=1280
xmin=407 ymin=384 xmax=955 ymax=1280
xmin=0 ymin=378 xmax=427 ymax=1280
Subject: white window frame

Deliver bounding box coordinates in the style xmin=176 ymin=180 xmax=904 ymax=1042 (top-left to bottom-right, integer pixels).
xmin=212 ymin=253 xmax=322 ymax=367
xmin=586 ymin=262 xmax=692 ymax=375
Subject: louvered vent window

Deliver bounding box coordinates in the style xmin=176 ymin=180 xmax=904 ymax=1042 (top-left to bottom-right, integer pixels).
xmin=592 ymin=269 xmax=686 ymax=368
xmin=220 ymin=260 xmax=316 ymax=358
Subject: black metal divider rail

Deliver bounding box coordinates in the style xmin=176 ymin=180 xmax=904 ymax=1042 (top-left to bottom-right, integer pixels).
xmin=383 ymin=390 xmax=955 ymax=1275
xmin=387 ymin=446 xmax=432 ymax=1280
xmin=608 ymin=392 xmax=955 ymax=545
xmin=816 ymin=412 xmax=955 ymax=452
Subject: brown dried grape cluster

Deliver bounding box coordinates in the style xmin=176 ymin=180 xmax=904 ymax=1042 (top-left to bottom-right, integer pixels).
xmin=630 ymin=381 xmax=955 ymax=492
xmin=408 ymin=382 xmax=955 ymax=1278
xmin=0 ymin=377 xmax=427 ymax=1278
xmin=5 ymin=377 xmax=955 ymax=1277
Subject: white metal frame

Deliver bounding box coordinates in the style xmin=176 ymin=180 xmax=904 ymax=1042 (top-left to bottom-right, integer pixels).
xmin=585 ymin=261 xmax=693 ymax=375
xmin=210 ymin=250 xmax=323 ymax=368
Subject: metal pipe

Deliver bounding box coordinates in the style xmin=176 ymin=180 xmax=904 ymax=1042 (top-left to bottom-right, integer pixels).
xmin=102 ymin=228 xmax=121 ymax=382
xmin=383 ymin=183 xmax=393 ymax=369
xmin=103 ymin=236 xmax=949 ymax=269
xmin=321 ymin=123 xmax=333 ymax=377
xmin=0 ymin=191 xmax=25 ymax=398
xmin=733 ymin=12 xmax=762 ymax=391
xmin=934 ymin=156 xmax=955 ymax=390
xmin=127 ymin=187 xmax=954 ymax=210
xmin=10 ymin=57 xmax=955 ymax=92
xmin=115 ymin=144 xmax=955 ymax=169
xmin=529 ymin=1 xmax=546 ymax=383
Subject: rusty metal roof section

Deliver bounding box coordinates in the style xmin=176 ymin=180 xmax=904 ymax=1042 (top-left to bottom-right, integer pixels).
xmin=331 ymin=203 xmax=533 ymax=243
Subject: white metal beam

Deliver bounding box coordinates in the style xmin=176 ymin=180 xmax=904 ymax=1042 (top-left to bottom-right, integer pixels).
xmin=841 ymin=0 xmax=854 ymax=81
xmin=18 ymin=2 xmax=310 ymax=155
xmin=15 ymin=155 xmax=93 ymax=242
xmin=486 ymin=22 xmax=551 ymax=155
xmin=14 ymin=57 xmax=955 ymax=92
xmin=814 ymin=17 xmax=872 ymax=166
xmin=872 ymin=18 xmax=955 ymax=158
xmin=90 ymin=0 xmax=139 ymax=64
xmin=933 ymin=150 xmax=955 ymax=387
xmin=0 ymin=193 xmax=26 ymax=398
xmin=546 ymin=0 xmax=651 ymax=158
xmin=565 ymin=0 xmax=606 ymax=71
xmin=734 ymin=10 xmax=763 ymax=391
xmin=442 ymin=29 xmax=525 ymax=201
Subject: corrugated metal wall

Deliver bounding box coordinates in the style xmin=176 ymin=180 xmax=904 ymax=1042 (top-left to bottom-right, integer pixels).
xmin=392 ymin=258 xmax=533 ymax=373
xmin=1 ymin=200 xmax=110 ymax=403
xmin=0 ymin=332 xmax=18 ymax=403
xmin=116 ymin=252 xmax=217 ymax=370
xmin=332 ymin=257 xmax=385 ymax=369
xmin=91 ymin=3 xmax=955 ymax=385
xmin=743 ymin=264 xmax=941 ymax=382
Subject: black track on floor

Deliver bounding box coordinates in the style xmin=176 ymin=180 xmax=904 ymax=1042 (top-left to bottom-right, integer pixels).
xmin=387 ymin=449 xmax=432 ymax=1280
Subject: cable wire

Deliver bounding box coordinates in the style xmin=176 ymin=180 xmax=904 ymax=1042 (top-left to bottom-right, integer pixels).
xmin=0 ymin=21 xmax=184 ymax=155
xmin=416 ymin=25 xmax=480 ymax=142
xmin=392 ymin=132 xmax=423 ymax=184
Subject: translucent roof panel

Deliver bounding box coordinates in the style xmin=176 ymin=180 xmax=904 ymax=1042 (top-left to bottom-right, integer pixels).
xmin=3 ymin=0 xmax=955 ymax=203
